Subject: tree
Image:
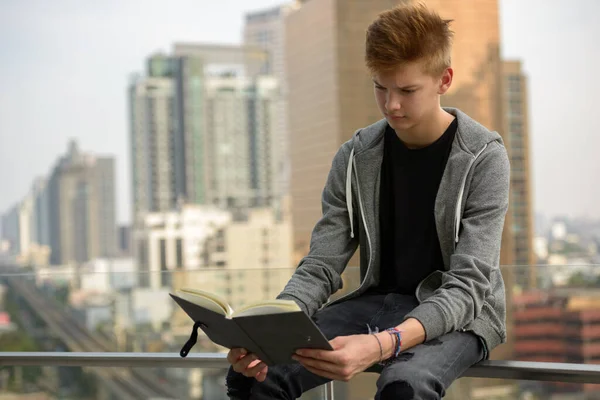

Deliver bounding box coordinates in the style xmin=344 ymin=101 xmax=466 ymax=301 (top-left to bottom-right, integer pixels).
xmin=0 ymin=331 xmax=42 ymax=388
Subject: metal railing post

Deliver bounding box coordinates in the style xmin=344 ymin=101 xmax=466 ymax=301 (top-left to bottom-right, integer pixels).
xmin=324 ymin=381 xmax=334 ymax=400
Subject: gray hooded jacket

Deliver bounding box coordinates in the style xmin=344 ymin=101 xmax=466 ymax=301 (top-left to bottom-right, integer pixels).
xmin=277 ymin=108 xmax=510 ymax=357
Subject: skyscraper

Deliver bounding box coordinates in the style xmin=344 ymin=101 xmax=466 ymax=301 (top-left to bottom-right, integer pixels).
xmin=47 ymin=140 xmax=117 ymax=265
xmin=286 ymin=0 xmax=514 ymax=266
xmin=204 ymin=74 xmax=281 ymax=208
xmin=504 ymin=60 xmax=536 ymax=286
xmin=17 ymin=193 xmax=35 ymax=259
xmin=129 ymin=65 xmax=178 ymax=216
xmin=2 ymin=178 xmax=51 ymax=264
xmin=1 ymin=204 xmax=20 ymax=257
xmin=244 ymin=3 xmax=299 ymax=198
xmin=130 ymin=51 xmax=212 ymax=220
xmin=32 ymin=178 xmax=50 ymax=248
xmin=129 ymin=45 xmax=282 ymax=220
xmin=244 ymin=4 xmax=297 ymax=78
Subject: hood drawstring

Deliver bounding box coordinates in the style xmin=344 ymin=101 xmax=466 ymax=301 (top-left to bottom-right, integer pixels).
xmin=346 ymin=148 xmax=355 ymax=238
xmin=454 ymin=143 xmax=489 ymax=243
xmin=346 ymin=139 xmax=491 ymax=245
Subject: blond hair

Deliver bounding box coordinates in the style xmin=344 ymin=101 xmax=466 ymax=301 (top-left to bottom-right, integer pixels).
xmin=365 ymin=3 xmax=454 ymax=76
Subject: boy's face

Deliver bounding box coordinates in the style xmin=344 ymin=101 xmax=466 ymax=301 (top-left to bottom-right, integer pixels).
xmin=372 ymin=61 xmax=452 ymax=132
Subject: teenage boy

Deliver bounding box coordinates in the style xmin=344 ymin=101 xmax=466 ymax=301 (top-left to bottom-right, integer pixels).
xmin=226 ymin=3 xmax=510 ymax=399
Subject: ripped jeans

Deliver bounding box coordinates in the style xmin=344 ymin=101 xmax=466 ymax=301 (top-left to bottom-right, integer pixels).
xmin=226 ymin=292 xmax=484 ymax=400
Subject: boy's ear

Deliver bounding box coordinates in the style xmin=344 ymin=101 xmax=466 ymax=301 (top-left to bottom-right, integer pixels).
xmin=438 ymin=67 xmax=453 ymax=95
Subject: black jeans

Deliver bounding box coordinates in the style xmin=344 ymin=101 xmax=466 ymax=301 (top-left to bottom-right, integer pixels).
xmin=226 ymin=293 xmax=483 ymax=400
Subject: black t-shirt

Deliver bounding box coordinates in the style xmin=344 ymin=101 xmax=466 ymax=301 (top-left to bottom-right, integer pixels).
xmin=371 ymin=118 xmax=458 ymax=294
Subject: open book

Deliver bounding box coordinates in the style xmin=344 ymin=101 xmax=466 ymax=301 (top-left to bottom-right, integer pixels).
xmin=170 ymin=288 xmax=333 ymax=366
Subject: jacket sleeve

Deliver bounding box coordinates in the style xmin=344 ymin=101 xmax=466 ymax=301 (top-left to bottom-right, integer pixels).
xmin=405 ymin=142 xmax=510 ymax=341
xmin=277 ymin=142 xmax=359 ymax=316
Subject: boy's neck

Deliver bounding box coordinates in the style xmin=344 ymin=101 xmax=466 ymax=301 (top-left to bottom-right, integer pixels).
xmin=395 ymin=108 xmax=455 ymax=149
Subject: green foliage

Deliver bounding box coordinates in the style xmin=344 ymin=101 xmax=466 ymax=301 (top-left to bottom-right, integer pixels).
xmin=0 ymin=331 xmax=42 ymax=388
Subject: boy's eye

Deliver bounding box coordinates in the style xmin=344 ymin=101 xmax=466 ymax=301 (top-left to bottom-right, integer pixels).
xmin=402 ymin=89 xmax=416 ymax=94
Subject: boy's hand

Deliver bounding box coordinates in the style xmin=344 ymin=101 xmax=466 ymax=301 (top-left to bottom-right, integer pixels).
xmin=292 ymin=334 xmax=382 ymax=381
xmin=227 ymin=348 xmax=269 ymax=382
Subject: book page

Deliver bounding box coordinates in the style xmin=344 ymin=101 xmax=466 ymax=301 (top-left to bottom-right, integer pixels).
xmin=231 ymin=300 xmax=301 ymax=318
xmin=176 ymin=288 xmax=234 ymax=316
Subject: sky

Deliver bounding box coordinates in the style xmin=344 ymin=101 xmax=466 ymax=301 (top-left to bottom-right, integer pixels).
xmin=0 ymin=0 xmax=599 ymax=224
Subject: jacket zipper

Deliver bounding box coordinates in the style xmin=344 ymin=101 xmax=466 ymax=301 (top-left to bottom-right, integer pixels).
xmin=326 ymin=155 xmax=372 ymax=306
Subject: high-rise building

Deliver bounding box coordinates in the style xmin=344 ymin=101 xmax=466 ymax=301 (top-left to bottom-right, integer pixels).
xmin=1 ymin=178 xmax=52 ymax=265
xmin=287 ymin=0 xmax=514 ymax=265
xmin=17 ymin=193 xmax=35 ymax=259
xmin=32 ymin=178 xmax=50 ymax=248
xmin=204 ymin=75 xmax=280 ymax=209
xmin=47 ymin=140 xmax=117 ymax=265
xmin=244 ymin=3 xmax=299 ymax=198
xmin=503 ymin=60 xmax=536 ymax=287
xmin=129 ymin=70 xmax=178 ymax=215
xmin=1 ymin=204 xmax=20 ymax=257
xmin=130 ymin=51 xmax=211 ymax=220
xmin=129 ymin=45 xmax=282 ymax=219
xmin=244 ymin=4 xmax=297 ymax=77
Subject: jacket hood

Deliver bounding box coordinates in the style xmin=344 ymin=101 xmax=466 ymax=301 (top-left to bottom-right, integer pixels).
xmin=352 ymin=107 xmax=503 ymax=155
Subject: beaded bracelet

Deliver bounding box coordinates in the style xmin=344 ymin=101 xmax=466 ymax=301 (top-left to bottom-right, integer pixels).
xmin=366 ymin=324 xmax=403 ymax=366
xmin=385 ymin=327 xmax=403 ymax=358
xmin=376 ymin=329 xmax=398 ymax=366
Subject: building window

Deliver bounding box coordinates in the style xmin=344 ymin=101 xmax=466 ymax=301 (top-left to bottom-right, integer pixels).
xmin=507 ymin=75 xmax=521 ymax=92
xmin=201 ymin=249 xmax=210 ymax=266
xmin=138 ymin=239 xmax=149 ymax=288
xmin=510 ymin=122 xmax=522 ymax=134
xmin=176 ymin=238 xmax=183 ymax=269
xmin=160 ymin=239 xmax=170 ymax=287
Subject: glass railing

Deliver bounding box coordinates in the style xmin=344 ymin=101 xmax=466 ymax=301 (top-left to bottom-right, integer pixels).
xmin=2 ymin=263 xmax=600 ymax=399
xmin=0 ymin=264 xmax=299 ymax=399
xmin=334 ymin=263 xmax=600 ymax=399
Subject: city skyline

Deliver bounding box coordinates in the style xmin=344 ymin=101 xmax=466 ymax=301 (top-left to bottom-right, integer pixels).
xmin=1 ymin=0 xmax=599 ymax=222
xmin=0 ymin=3 xmax=599 ymax=399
